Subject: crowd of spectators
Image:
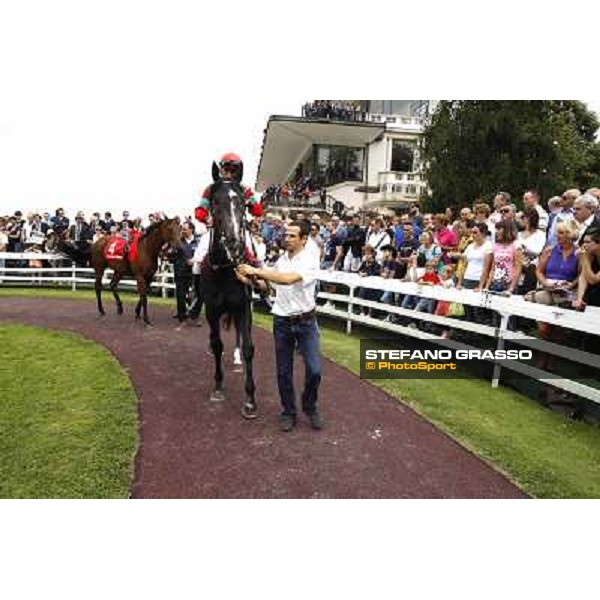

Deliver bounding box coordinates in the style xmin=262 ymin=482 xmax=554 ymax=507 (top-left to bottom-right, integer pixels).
xmin=3 ymin=186 xmax=600 ymax=341
xmin=297 ymin=188 xmax=600 ymax=347
xmin=302 ymin=100 xmax=365 ymax=123
xmin=262 ymin=176 xmax=326 ymax=207
xmin=0 ymin=208 xmax=172 ymax=271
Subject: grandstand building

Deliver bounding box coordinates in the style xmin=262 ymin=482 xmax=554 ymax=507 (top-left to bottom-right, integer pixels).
xmin=255 ymin=100 xmax=432 ymax=214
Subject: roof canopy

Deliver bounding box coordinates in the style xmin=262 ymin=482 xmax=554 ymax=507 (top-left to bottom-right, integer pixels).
xmin=255 ymin=116 xmax=384 ymax=192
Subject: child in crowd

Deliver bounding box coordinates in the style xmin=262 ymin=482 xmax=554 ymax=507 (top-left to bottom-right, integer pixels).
xmin=434 ymin=264 xmax=456 ymax=337
xmin=355 ymin=245 xmax=381 ymax=316
xmin=380 ymin=244 xmax=403 ymax=306
xmin=400 ymin=260 xmax=440 ymax=327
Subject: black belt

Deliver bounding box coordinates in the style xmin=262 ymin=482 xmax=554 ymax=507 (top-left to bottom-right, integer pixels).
xmin=277 ymin=309 xmax=316 ymax=323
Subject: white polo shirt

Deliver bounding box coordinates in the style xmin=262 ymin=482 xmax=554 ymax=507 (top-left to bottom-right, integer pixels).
xmin=270 ymin=246 xmax=320 ymax=317
xmin=304 ymin=236 xmax=321 ymax=262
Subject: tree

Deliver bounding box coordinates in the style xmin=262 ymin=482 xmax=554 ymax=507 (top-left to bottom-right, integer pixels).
xmin=420 ymin=101 xmax=600 ymax=212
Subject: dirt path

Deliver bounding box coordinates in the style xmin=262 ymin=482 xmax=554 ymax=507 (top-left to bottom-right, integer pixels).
xmin=0 ymin=297 xmax=527 ymax=498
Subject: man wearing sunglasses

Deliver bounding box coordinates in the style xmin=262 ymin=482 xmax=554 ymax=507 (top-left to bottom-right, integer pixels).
xmin=194 ymin=152 xmax=263 ymax=225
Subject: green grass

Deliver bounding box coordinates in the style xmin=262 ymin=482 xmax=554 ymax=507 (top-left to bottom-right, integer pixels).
xmin=252 ymin=313 xmax=600 ymax=499
xmin=0 ymin=322 xmax=138 ymax=498
xmin=3 ymin=287 xmax=600 ymax=498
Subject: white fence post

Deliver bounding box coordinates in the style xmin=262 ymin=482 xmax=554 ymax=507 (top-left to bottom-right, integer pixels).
xmin=491 ymin=313 xmax=510 ymax=388
xmin=346 ymin=284 xmax=355 ymax=334
xmin=161 ymin=271 xmax=168 ymax=298
xmin=71 ymin=263 xmax=77 ymax=292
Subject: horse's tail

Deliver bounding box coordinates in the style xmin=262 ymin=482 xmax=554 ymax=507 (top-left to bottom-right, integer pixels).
xmin=222 ymin=313 xmax=234 ymax=331
xmin=57 ymin=241 xmax=92 ymax=265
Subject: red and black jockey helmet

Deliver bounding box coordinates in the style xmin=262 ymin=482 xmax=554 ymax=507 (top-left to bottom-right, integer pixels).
xmin=219 ymin=152 xmax=242 ymax=171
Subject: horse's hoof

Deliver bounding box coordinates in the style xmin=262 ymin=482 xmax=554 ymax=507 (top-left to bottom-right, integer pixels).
xmin=135 ymin=314 xmax=141 ymax=321
xmin=144 ymin=321 xmax=153 ymax=328
xmin=117 ymin=308 xmax=124 ymax=316
xmin=241 ymin=402 xmax=258 ymax=420
xmin=210 ymin=390 xmax=225 ymax=403
xmin=97 ymin=313 xmax=105 ymax=319
xmin=232 ymin=365 xmax=243 ymax=373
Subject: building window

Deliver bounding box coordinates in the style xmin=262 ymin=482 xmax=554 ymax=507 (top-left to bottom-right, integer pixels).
xmin=391 ymin=140 xmax=415 ymax=173
xmin=368 ymin=100 xmax=384 ymax=114
xmin=313 ymin=144 xmax=364 ymax=187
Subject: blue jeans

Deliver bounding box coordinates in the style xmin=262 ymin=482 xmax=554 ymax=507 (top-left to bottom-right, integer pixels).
xmin=380 ymin=291 xmax=395 ymax=304
xmin=273 ymin=315 xmax=322 ymax=417
xmin=402 ymin=295 xmax=435 ymax=312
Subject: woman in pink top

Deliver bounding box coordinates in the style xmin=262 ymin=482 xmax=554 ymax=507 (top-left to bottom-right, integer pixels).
xmin=484 ymin=219 xmax=523 ymax=295
xmin=433 ymin=213 xmax=458 ymax=269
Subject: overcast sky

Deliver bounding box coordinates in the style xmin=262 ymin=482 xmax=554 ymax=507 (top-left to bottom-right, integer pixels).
xmin=0 ymin=3 xmax=598 ymax=221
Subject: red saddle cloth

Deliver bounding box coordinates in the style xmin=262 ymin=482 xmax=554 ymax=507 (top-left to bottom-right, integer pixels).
xmin=104 ymin=237 xmax=127 ymax=261
xmin=104 ymin=232 xmax=141 ymax=262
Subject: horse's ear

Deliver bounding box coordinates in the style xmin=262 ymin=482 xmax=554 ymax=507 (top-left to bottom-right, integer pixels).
xmin=212 ymin=161 xmax=220 ymax=182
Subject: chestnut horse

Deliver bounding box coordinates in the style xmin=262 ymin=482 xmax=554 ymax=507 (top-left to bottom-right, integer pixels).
xmin=54 ymin=218 xmax=181 ymax=325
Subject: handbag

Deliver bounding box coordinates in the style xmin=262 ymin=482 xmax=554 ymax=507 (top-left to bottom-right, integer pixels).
xmin=435 ymin=300 xmax=451 ymax=317
xmin=448 ymin=302 xmax=465 ymax=317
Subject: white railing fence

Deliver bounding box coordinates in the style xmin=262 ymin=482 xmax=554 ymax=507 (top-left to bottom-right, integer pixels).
xmin=2 ymin=252 xmax=599 ymax=406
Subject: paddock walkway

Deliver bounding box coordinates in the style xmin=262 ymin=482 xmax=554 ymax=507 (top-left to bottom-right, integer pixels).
xmin=0 ymin=297 xmax=527 ymax=498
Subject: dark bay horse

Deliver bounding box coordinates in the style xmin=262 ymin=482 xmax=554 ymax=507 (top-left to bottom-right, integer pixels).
xmin=54 ymin=218 xmax=181 ymax=325
xmin=201 ymin=171 xmax=258 ymax=419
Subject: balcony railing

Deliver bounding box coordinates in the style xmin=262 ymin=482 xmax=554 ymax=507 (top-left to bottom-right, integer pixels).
xmin=300 ymin=104 xmax=425 ymax=128
xmin=366 ymin=114 xmax=424 ymax=127
xmin=377 ymin=171 xmax=423 ymax=186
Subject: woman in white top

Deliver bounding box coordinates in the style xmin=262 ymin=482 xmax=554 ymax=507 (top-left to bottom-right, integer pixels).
xmin=517 ymin=208 xmax=546 ymax=294
xmin=456 ymin=222 xmax=493 ymax=325
xmin=456 ymin=222 xmax=493 ymax=291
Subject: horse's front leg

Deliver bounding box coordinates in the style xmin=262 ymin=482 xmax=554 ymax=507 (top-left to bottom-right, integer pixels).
xmin=238 ymin=304 xmax=257 ymax=419
xmin=207 ymin=307 xmax=225 ymax=402
xmin=135 ymin=297 xmax=142 ymax=320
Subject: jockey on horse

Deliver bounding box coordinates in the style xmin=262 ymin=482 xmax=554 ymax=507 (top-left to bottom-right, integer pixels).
xmin=194 ymin=152 xmax=263 ymax=265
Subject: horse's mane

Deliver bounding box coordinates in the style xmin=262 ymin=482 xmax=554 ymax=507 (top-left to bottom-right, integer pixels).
xmin=140 ymin=219 xmax=167 ymax=241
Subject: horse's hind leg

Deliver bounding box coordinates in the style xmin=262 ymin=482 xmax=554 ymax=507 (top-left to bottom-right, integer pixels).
xmin=238 ymin=306 xmax=257 ymax=419
xmin=110 ymin=271 xmax=124 ymax=315
xmin=207 ymin=305 xmax=225 ymax=401
xmin=95 ymin=270 xmax=105 ymax=316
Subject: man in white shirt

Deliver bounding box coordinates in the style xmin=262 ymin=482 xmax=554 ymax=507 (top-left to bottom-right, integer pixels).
xmin=237 ymin=220 xmax=323 ymax=432
xmin=546 ymin=189 xmax=579 ymax=247
xmin=365 ymin=218 xmax=391 ymax=263
xmin=573 ymin=193 xmax=600 ymax=244
xmin=522 ymin=189 xmax=549 ymax=232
